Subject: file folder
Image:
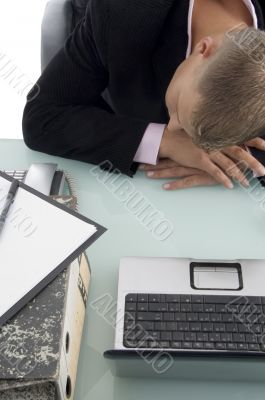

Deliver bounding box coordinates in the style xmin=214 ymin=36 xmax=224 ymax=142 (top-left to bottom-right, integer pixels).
xmin=0 ymin=171 xmax=106 ymax=327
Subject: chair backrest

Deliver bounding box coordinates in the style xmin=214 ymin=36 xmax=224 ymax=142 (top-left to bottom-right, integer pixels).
xmin=41 ymin=0 xmax=91 ymax=71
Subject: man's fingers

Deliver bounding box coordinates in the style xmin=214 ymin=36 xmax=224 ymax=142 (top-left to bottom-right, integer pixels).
xmin=223 ymin=146 xmax=265 ymax=177
xmin=210 ymin=152 xmax=249 ymax=187
xmin=245 ymin=138 xmax=265 ymax=151
xmin=139 ymin=159 xmax=179 ymax=171
xmin=197 ymin=157 xmax=234 ymax=189
xmin=163 ymin=175 xmax=217 ymax=190
xmin=146 ymin=166 xmax=206 ymax=179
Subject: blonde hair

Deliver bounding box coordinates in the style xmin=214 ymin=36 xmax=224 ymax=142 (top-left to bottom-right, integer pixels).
xmin=191 ymin=27 xmax=265 ymax=150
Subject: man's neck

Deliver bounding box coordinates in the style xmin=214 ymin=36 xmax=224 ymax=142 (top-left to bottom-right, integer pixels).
xmin=191 ymin=0 xmax=254 ymax=52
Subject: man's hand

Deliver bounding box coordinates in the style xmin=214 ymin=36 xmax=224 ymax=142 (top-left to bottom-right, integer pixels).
xmin=142 ymin=127 xmax=265 ymax=190
xmin=140 ymin=159 xmax=218 ymax=189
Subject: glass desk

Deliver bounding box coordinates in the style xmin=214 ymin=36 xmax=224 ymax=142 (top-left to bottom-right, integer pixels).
xmin=1 ymin=139 xmax=265 ymax=400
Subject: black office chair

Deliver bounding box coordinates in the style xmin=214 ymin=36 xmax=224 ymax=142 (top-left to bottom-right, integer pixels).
xmin=41 ymin=0 xmax=89 ymax=71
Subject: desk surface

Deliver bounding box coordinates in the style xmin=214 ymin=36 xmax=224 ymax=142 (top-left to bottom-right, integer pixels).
xmin=1 ymin=139 xmax=265 ymax=400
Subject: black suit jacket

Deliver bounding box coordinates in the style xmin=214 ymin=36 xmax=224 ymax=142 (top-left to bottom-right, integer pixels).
xmin=22 ymin=0 xmax=265 ymax=176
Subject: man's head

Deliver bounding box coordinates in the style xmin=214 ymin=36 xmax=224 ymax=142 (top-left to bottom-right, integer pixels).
xmin=165 ymin=27 xmax=265 ymax=151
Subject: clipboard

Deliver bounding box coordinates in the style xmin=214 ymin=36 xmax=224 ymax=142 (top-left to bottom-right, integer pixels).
xmin=0 ymin=171 xmax=106 ymax=327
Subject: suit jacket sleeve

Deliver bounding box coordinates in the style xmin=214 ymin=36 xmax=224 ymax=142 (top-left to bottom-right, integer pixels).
xmin=22 ymin=1 xmax=150 ymax=176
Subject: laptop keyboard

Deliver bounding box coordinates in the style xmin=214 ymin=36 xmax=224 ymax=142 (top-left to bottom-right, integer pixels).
xmin=123 ymin=294 xmax=265 ymax=353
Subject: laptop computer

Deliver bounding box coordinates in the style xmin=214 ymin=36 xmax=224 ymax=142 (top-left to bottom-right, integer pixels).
xmin=104 ymin=257 xmax=265 ymax=379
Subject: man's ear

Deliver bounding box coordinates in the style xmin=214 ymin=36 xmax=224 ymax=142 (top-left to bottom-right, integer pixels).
xmin=195 ymin=36 xmax=217 ymax=58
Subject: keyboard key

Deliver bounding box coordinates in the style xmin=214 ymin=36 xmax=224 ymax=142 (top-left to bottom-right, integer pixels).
xmin=213 ymin=323 xmax=226 ymax=333
xmin=126 ymin=294 xmax=137 ymax=302
xmin=197 ymin=333 xmax=209 ymax=342
xmin=154 ymin=322 xmax=166 ymax=330
xmin=247 ymin=296 xmax=261 ymax=305
xmin=253 ymin=305 xmax=262 ymax=313
xmin=183 ymin=342 xmax=192 ymax=349
xmin=220 ymin=333 xmax=232 ymax=342
xmin=175 ymin=313 xmax=186 ymax=321
xmin=238 ymin=343 xmax=248 ymax=351
xmin=166 ymin=294 xmax=180 ymax=303
xmin=149 ymin=294 xmax=161 ymax=303
xmin=124 ymin=340 xmax=138 ymax=348
xmin=166 ymin=322 xmax=177 ymax=331
xmin=173 ymin=332 xmax=184 ymax=341
xmin=124 ymin=320 xmax=136 ymax=330
xmin=204 ymin=304 xmax=216 ymax=313
xmin=216 ymin=343 xmax=226 ymax=350
xmin=252 ymin=325 xmax=262 ymax=334
xmin=124 ymin=330 xmax=137 ymax=340
xmin=199 ymin=313 xmax=210 ymax=322
xmin=204 ymin=342 xmax=215 ymax=350
xmin=163 ymin=313 xmax=175 ymax=321
xmin=136 ymin=321 xmax=154 ymax=331
xmin=191 ymin=295 xmax=203 ymax=304
xmin=225 ymin=304 xmax=239 ymax=313
xmin=125 ymin=312 xmax=135 ymax=321
xmin=178 ymin=322 xmax=189 ymax=331
xmin=193 ymin=342 xmax=204 ymax=349
xmin=159 ymin=341 xmax=170 ymax=348
xmin=146 ymin=331 xmax=160 ymax=340
xmin=216 ymin=305 xmax=227 ymax=313
xmin=202 ymin=323 xmax=213 ymax=332
xmin=227 ymin=343 xmax=237 ymax=350
xmin=125 ymin=303 xmax=136 ymax=311
xmin=137 ymin=312 xmax=162 ymax=321
xmin=204 ymin=295 xmax=233 ymax=304
xmin=137 ymin=303 xmax=148 ymax=311
xmin=225 ymin=324 xmax=238 ymax=333
xmin=161 ymin=332 xmax=172 ymax=341
xmin=210 ymin=313 xmax=222 ymax=322
xmin=135 ymin=330 xmax=149 ymax=340
xmin=192 ymin=304 xmax=203 ymax=312
xmin=171 ymin=341 xmax=181 ymax=348
xmin=148 ymin=341 xmax=159 ymax=348
xmin=238 ymin=324 xmax=250 ymax=333
xmin=184 ymin=332 xmax=196 ymax=341
xmin=187 ymin=313 xmax=198 ymax=322
xmin=137 ymin=340 xmax=148 ymax=348
xmin=209 ymin=333 xmax=220 ymax=342
xmin=222 ymin=314 xmax=234 ymax=323
xmin=125 ymin=302 xmax=137 ymax=311
xmin=181 ymin=304 xmax=192 ymax=312
xmin=138 ymin=294 xmax=148 ymax=302
xmin=149 ymin=303 xmax=167 ymax=312
xmin=181 ymin=295 xmax=191 ymax=303
xmin=233 ymin=333 xmax=245 ymax=343
xmin=190 ymin=323 xmax=201 ymax=332
xmin=246 ymin=334 xmax=258 ymax=343
xmin=249 ymin=343 xmax=260 ymax=351
xmin=168 ymin=303 xmax=180 ymax=312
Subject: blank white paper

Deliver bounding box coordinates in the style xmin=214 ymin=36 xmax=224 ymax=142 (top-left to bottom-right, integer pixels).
xmin=0 ymin=176 xmax=97 ymax=323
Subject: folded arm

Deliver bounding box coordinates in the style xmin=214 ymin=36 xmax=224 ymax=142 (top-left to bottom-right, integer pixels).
xmin=23 ymin=3 xmax=149 ymax=176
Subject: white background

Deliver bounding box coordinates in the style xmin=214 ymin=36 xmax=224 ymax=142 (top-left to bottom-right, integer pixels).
xmin=0 ymin=0 xmax=48 ymax=139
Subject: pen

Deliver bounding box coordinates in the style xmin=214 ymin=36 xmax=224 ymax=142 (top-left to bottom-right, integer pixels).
xmin=0 ymin=179 xmax=19 ymax=235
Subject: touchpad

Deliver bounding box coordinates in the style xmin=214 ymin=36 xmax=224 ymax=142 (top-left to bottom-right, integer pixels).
xmin=191 ymin=263 xmax=242 ymax=291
